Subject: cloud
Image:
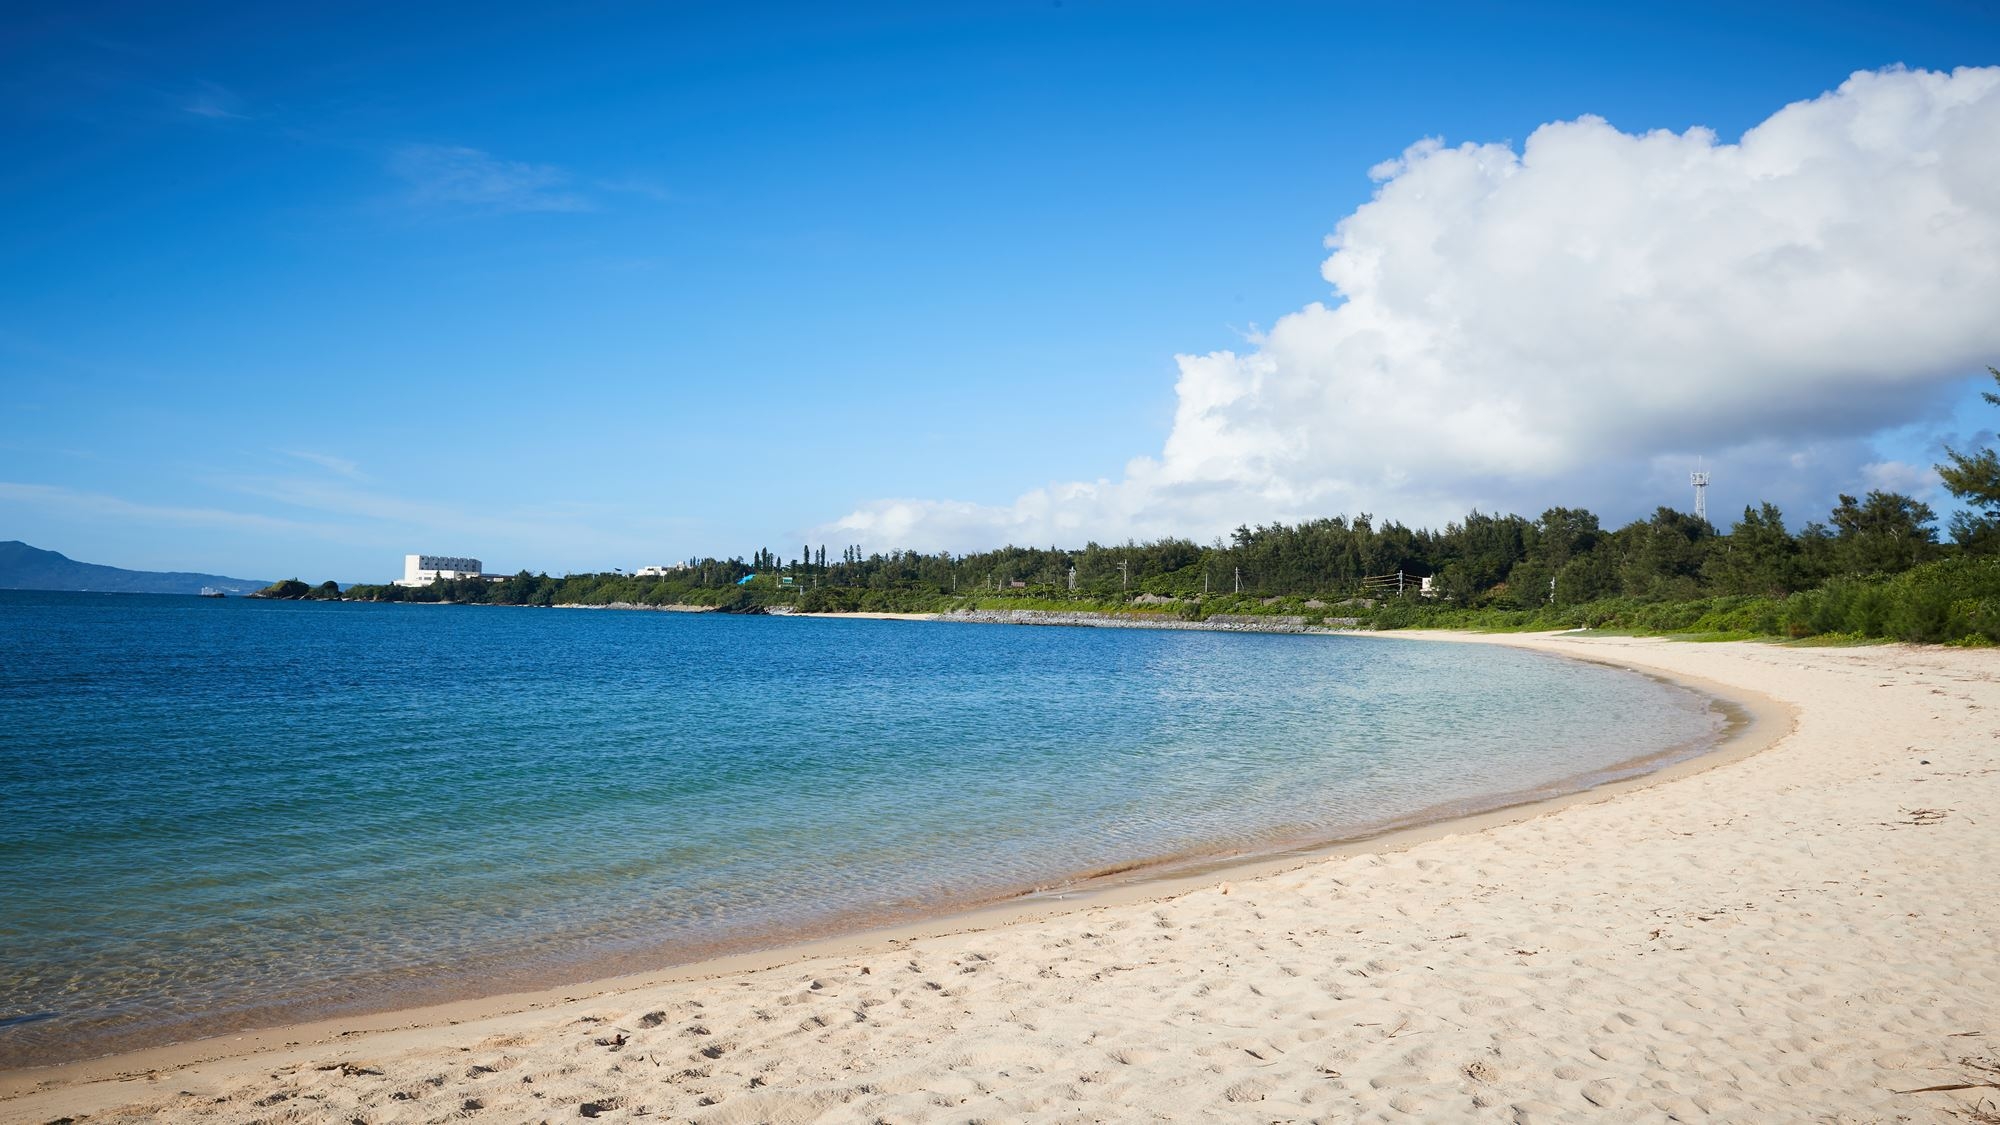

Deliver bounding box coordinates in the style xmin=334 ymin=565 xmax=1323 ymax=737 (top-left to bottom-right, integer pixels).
xmin=389 ymin=143 xmax=593 ymax=214
xmin=181 ymin=80 xmax=248 ymax=120
xmin=0 ymin=482 xmax=317 ymax=534
xmin=818 ymin=66 xmax=2000 ymax=551
xmin=220 ymin=475 xmax=545 ymax=536
xmin=280 ymin=449 xmax=366 ymax=480
xmin=1860 ymin=460 xmax=1942 ymax=498
xmin=204 ymin=475 xmax=698 ymax=575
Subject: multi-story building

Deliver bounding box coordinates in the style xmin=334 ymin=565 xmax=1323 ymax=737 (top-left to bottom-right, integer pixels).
xmin=396 ymin=554 xmax=483 ymax=587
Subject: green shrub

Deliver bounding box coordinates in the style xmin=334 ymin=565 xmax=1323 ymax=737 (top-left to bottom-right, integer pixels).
xmin=1880 ymin=556 xmax=2000 ymax=643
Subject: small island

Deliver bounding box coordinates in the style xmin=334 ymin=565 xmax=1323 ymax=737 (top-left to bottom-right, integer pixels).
xmin=249 ymin=579 xmax=343 ymax=601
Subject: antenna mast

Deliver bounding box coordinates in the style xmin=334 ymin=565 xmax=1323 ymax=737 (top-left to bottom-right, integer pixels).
xmin=1690 ymin=460 xmax=1710 ymax=525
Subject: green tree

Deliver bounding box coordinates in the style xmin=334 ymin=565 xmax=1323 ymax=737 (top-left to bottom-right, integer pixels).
xmin=1708 ymin=503 xmax=1799 ymax=595
xmin=253 ymin=578 xmax=312 ymax=599
xmin=1935 ymin=366 xmax=2000 ymax=551
xmin=1437 ymin=510 xmax=1533 ymax=595
xmin=1555 ymin=548 xmax=1620 ymax=604
xmin=1793 ymin=520 xmax=1837 ymax=586
xmin=1830 ymin=491 xmax=1938 ymax=575
xmin=1535 ymin=507 xmax=1601 ymax=571
xmin=1617 ymin=508 xmax=1713 ymax=598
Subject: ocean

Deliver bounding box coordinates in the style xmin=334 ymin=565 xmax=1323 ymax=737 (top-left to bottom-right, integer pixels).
xmin=0 ymin=591 xmax=1722 ymax=1067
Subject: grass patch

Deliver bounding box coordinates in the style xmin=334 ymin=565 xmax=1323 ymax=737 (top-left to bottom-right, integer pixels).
xmin=1665 ymin=630 xmax=1774 ymax=643
xmin=1779 ymin=632 xmax=1894 ymax=647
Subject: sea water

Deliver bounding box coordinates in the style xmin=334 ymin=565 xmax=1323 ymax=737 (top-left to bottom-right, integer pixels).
xmin=0 ymin=591 xmax=1722 ymax=1066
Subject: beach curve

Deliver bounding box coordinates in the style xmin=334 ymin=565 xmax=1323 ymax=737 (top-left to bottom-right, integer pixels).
xmin=2 ymin=633 xmax=1995 ymax=1123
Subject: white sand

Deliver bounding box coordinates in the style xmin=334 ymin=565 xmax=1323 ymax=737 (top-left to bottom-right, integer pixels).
xmin=4 ymin=633 xmax=1996 ymax=1124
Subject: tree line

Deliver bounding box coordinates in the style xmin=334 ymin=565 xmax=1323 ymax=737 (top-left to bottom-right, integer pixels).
xmin=320 ymin=369 xmax=2000 ymax=643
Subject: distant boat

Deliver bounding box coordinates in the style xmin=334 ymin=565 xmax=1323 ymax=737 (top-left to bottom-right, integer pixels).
xmin=198 ymin=588 xmax=227 ymax=599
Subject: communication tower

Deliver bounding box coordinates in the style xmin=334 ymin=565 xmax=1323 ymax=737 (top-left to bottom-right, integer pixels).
xmin=1691 ymin=462 xmax=1710 ymax=524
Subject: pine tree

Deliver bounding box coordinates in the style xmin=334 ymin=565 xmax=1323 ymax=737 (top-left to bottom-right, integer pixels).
xmin=1936 ymin=366 xmax=2000 ymax=551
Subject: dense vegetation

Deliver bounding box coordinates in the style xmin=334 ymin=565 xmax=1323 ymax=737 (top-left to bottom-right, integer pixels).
xmin=250 ymin=578 xmax=341 ymax=600
xmin=330 ymin=371 xmax=2000 ymax=645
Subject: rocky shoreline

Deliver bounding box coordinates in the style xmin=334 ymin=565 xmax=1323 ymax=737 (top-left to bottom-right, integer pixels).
xmin=542 ymin=602 xmax=1364 ymax=633
xmin=551 ymin=602 xmax=718 ymax=612
xmin=940 ymin=608 xmax=1360 ymax=633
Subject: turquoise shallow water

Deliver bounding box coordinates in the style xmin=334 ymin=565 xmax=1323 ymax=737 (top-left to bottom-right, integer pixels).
xmin=0 ymin=591 xmax=1721 ymax=1067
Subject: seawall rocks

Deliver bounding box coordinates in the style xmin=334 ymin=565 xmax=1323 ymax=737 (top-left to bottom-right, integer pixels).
xmin=552 ymin=602 xmax=718 ymax=612
xmin=944 ymin=609 xmax=1360 ymax=633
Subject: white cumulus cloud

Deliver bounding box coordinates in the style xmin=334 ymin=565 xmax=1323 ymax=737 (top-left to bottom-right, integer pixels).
xmin=818 ymin=66 xmax=2000 ymax=551
xmin=1860 ymin=460 xmax=1943 ymax=498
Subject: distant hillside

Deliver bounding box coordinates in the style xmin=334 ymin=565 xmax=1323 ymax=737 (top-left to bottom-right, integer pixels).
xmin=0 ymin=541 xmax=270 ymax=596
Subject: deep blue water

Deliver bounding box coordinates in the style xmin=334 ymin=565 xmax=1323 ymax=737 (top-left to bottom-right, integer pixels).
xmin=0 ymin=591 xmax=1721 ymax=1066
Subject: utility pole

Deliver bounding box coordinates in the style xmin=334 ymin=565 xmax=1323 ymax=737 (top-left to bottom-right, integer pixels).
xmin=1068 ymin=565 xmax=1076 ymax=593
xmin=1119 ymin=559 xmax=1129 ymax=593
xmin=1234 ymin=566 xmax=1242 ymax=594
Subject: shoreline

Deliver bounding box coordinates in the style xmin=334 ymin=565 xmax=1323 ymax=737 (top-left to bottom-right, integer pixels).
xmin=0 ymin=631 xmax=1785 ymax=1109
xmin=6 ymin=634 xmax=1995 ymax=1121
xmin=547 ymin=602 xmax=1363 ymax=635
xmin=0 ymin=624 xmax=1732 ymax=1073
xmin=0 ymin=632 xmax=1740 ymax=1070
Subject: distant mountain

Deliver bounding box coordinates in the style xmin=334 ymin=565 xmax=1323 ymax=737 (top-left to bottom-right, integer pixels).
xmin=0 ymin=541 xmax=270 ymax=596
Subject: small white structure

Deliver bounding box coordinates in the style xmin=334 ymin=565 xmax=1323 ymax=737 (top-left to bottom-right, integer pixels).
xmin=397 ymin=554 xmax=483 ymax=587
xmin=634 ymin=564 xmax=685 ymax=577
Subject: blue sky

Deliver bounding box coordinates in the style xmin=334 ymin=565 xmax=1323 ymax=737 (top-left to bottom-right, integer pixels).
xmin=3 ymin=2 xmax=1998 ymax=581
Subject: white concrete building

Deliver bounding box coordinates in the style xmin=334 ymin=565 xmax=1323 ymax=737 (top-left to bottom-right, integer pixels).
xmin=397 ymin=554 xmax=483 ymax=587
xmin=634 ymin=564 xmax=686 ymax=577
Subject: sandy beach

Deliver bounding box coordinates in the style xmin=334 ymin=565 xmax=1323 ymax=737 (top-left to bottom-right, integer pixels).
xmin=3 ymin=632 xmax=1995 ymax=1124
